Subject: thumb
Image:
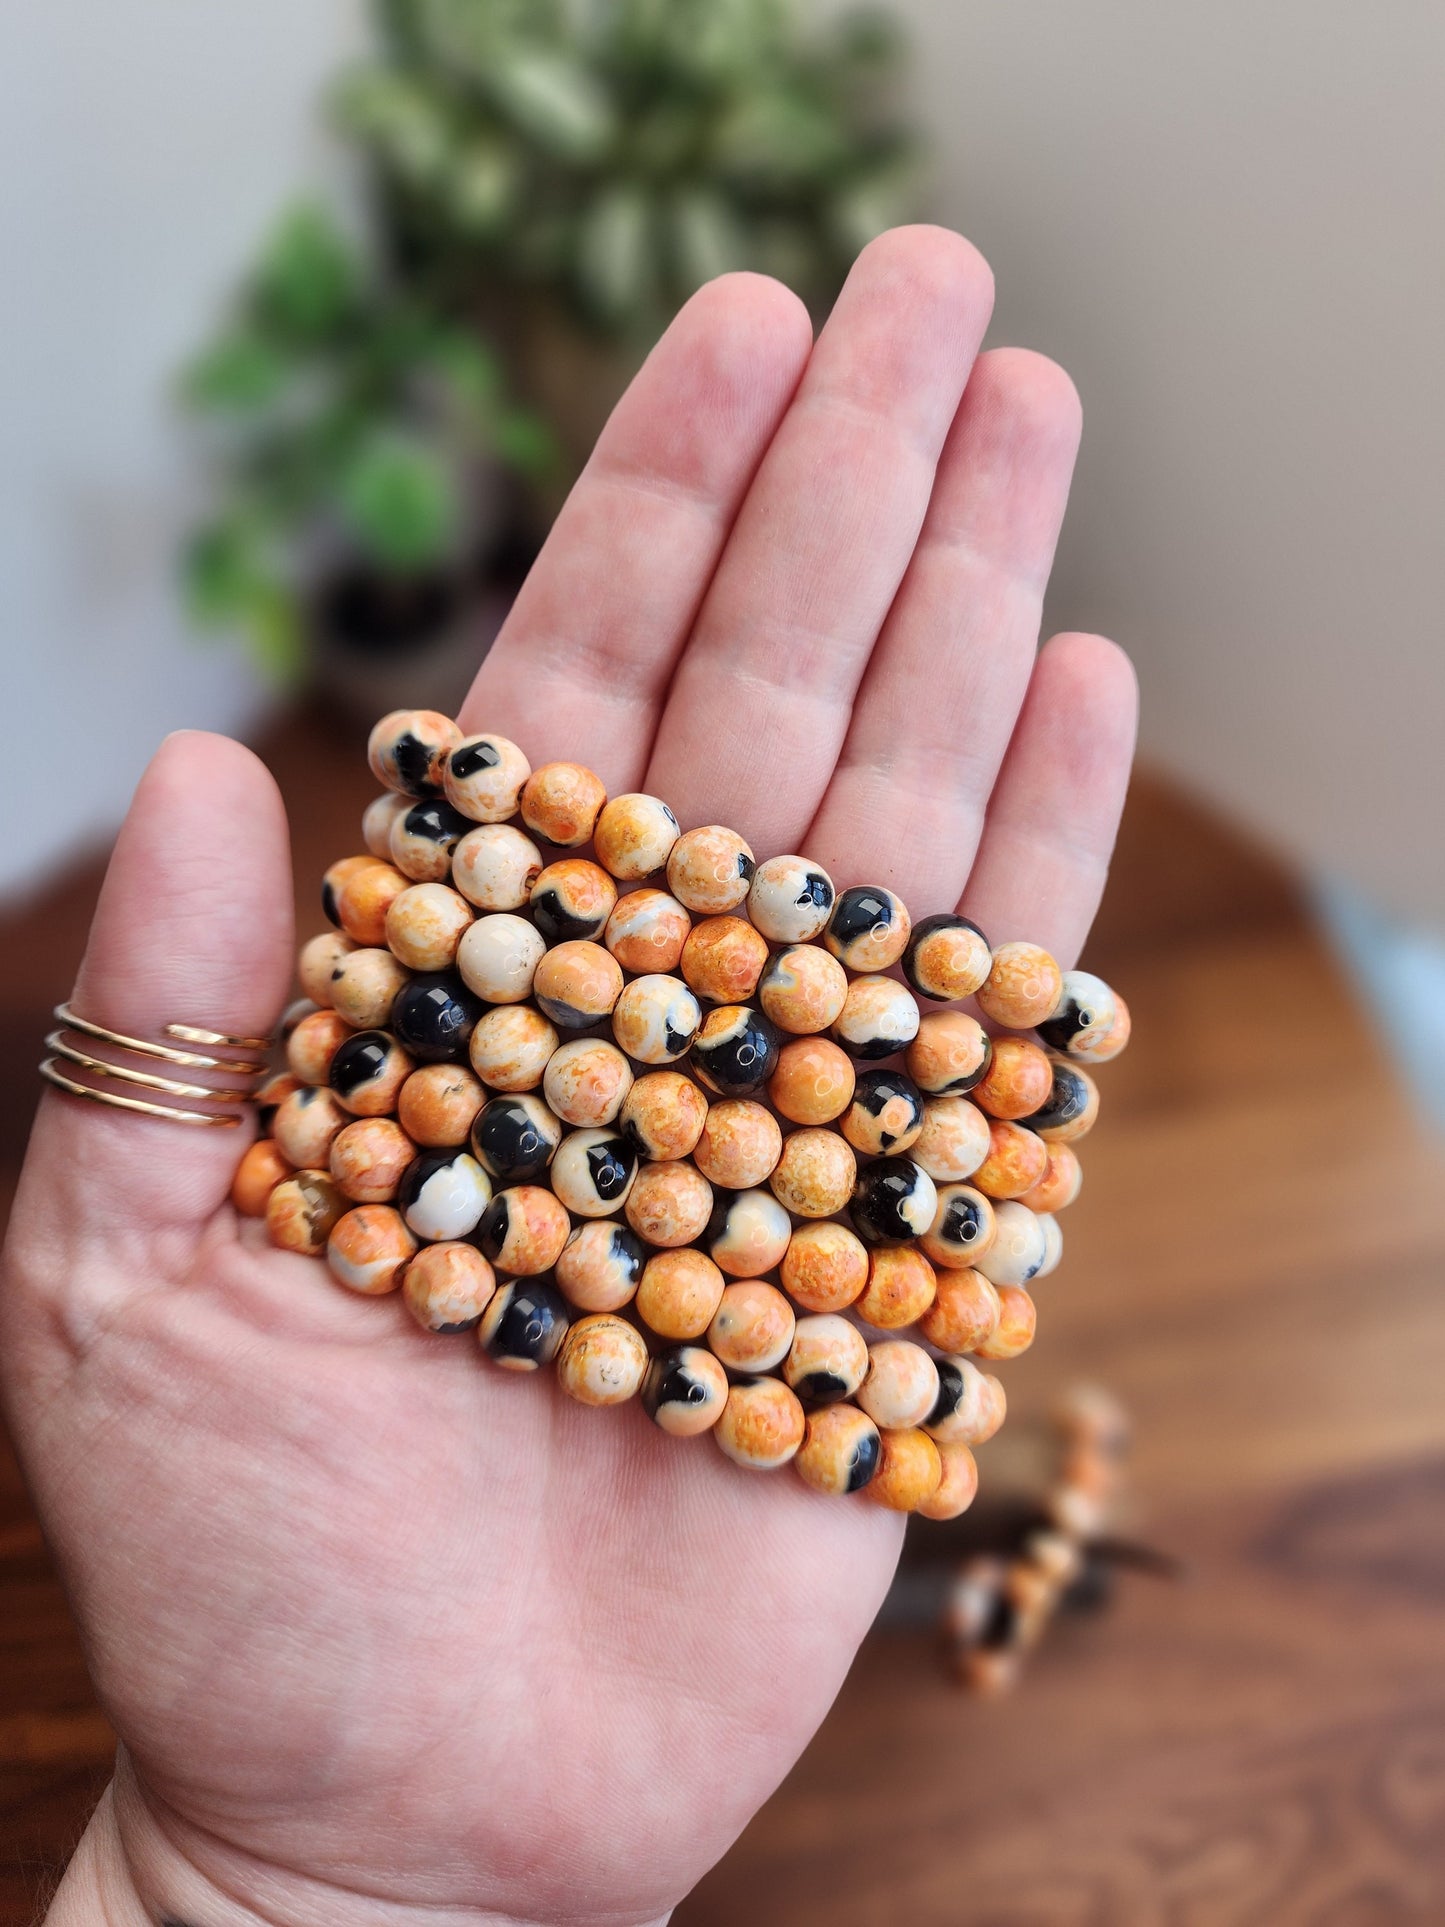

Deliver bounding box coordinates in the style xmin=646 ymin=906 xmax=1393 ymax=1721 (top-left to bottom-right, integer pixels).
xmin=19 ymin=730 xmax=294 ymax=1237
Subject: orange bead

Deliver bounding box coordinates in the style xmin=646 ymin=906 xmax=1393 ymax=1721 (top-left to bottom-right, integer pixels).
xmin=781 ymin=1222 xmax=870 ymax=1313
xmin=680 ymin=916 xmax=769 ymax=1004
xmin=335 ymin=862 xmax=408 ymax=947
xmin=693 ymin=1099 xmax=783 ymax=1189
xmin=973 ymin=1038 xmax=1054 ymax=1120
xmin=329 ymin=1117 xmax=416 ymax=1202
xmin=769 ymin=1128 xmax=856 ymax=1218
xmin=917 ymin=1442 xmax=979 ymax=1521
xmin=918 ymin=1269 xmax=1002 ymax=1353
xmin=973 ymin=1285 xmax=1037 ymax=1360
xmin=976 ymin=941 xmax=1064 ymax=1030
xmin=865 ymin=1428 xmax=943 ymax=1512
xmin=707 ymin=1281 xmax=796 ymax=1373
xmin=519 ymin=761 xmax=607 ymax=848
xmin=971 ymin=1119 xmax=1049 ymax=1200
xmin=713 ymin=1378 xmax=806 ymax=1471
xmin=555 ymin=1314 xmax=650 ymax=1407
xmin=906 ymin=1011 xmax=991 ymax=1096
xmin=636 ymin=1249 xmax=725 ymax=1341
xmin=603 ymin=888 xmax=692 ymax=974
xmin=402 ymin=1242 xmax=497 ymax=1332
xmin=625 ymin=1160 xmax=714 ymax=1248
xmin=397 ymin=1064 xmax=486 ymax=1147
xmin=768 ymin=1036 xmax=855 ymax=1126
xmin=1019 ymin=1142 xmax=1083 ymax=1213
xmin=286 ymin=1009 xmax=355 ymax=1087
xmin=266 ymin=1170 xmax=347 ymax=1256
xmin=857 ymin=1245 xmax=938 ymax=1330
xmin=326 ymin=1204 xmax=417 ymax=1295
xmin=231 ymin=1139 xmax=292 ymax=1216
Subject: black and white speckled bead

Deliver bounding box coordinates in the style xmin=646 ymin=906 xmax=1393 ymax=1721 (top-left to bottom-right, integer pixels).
xmin=368 ymin=709 xmax=462 ymax=797
xmin=705 ymin=1186 xmax=793 ymax=1278
xmin=849 ymin=1157 xmax=938 ymax=1246
xmin=824 ymin=885 xmax=911 ymax=972
xmin=665 ymin=825 xmax=755 ymax=915
xmin=919 ymin=1183 xmax=997 ymax=1270
xmin=555 ymin=1220 xmax=646 ymax=1312
xmin=831 ymin=976 xmax=920 ymax=1060
xmin=442 ymin=733 xmax=531 ymax=823
xmin=692 ymin=1004 xmax=781 ymax=1097
xmin=1034 ymin=970 xmax=1118 ymax=1058
xmin=475 ymin=1184 xmax=570 ymax=1275
xmin=389 ymin=798 xmax=474 ymax=883
xmin=469 ymin=1093 xmax=563 ymax=1185
xmin=783 ymin=1315 xmax=869 ymax=1404
xmin=396 ymin=1148 xmax=492 ymax=1242
xmin=549 ymin=1128 xmax=638 ymax=1217
xmin=842 ymin=1067 xmax=926 ymax=1157
xmin=456 ymin=914 xmax=547 ymax=1005
xmin=328 ymin=1030 xmax=414 ymax=1117
xmin=477 ymin=1279 xmax=569 ymax=1372
xmin=794 ymin=1403 xmax=882 ymax=1496
xmin=642 ymin=1346 xmax=730 ymax=1437
xmin=451 ymin=823 xmax=544 ymax=911
xmin=902 ymin=913 xmax=992 ymax=1002
xmin=746 ymin=855 xmax=835 ymax=943
xmin=389 ymin=973 xmax=484 ymax=1063
xmin=611 ymin=974 xmax=701 ymax=1065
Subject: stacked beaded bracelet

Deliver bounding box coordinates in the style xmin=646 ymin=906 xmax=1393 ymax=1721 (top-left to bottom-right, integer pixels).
xmin=234 ymin=708 xmax=1131 ymax=1521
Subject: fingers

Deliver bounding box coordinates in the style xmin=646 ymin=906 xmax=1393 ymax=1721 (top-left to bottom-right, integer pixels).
xmin=19 ymin=733 xmax=294 ymax=1238
xmin=960 ymin=632 xmax=1139 ymax=968
xmin=458 ymin=272 xmax=813 ymax=789
xmin=804 ymin=350 xmax=1083 ymax=902
xmin=644 ymin=226 xmax=995 ymax=844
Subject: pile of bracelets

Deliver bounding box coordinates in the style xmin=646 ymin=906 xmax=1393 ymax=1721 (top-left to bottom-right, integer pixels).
xmin=234 ymin=708 xmax=1131 ymax=1520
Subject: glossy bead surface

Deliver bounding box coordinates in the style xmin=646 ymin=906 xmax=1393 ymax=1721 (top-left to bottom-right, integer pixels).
xmin=768 ymin=1036 xmax=855 ymax=1126
xmin=747 ymin=855 xmax=835 ymax=943
xmin=253 ymin=1070 xmax=302 ymax=1135
xmin=368 ymin=709 xmax=461 ymax=797
xmin=843 ymin=1067 xmax=926 ymax=1157
xmin=457 ymin=914 xmax=546 ymax=1005
xmin=918 ymin=1441 xmax=980 ymax=1521
xmin=389 ymin=973 xmax=484 ymax=1064
xmin=266 ymin=1170 xmax=347 ymax=1256
xmin=550 ymin=1128 xmax=638 ymax=1217
xmin=642 ymin=1346 xmax=730 ymax=1437
xmin=910 ymin=1095 xmax=990 ymax=1185
xmin=402 ymin=1242 xmax=496 ymax=1332
xmin=707 ymin=1280 xmax=796 ymax=1373
xmin=329 ymin=1117 xmax=415 ymax=1203
xmin=329 ymin=1031 xmax=413 ymax=1117
xmin=705 ymin=1187 xmax=793 ymax=1278
xmin=329 ymin=947 xmax=410 ymax=1031
xmin=1021 ymin=1061 xmax=1100 ymax=1142
xmin=469 ymin=1094 xmax=562 ymax=1185
xmin=272 ymin=1086 xmax=348 ymax=1168
xmin=385 ymin=883 xmax=473 ymax=972
xmin=555 ymin=1221 xmax=646 ymax=1312
xmin=362 ymin=791 xmax=410 ymax=860
xmin=389 ymin=798 xmax=473 ymax=883
xmin=298 ymin=930 xmax=354 ymax=1007
xmin=906 ymin=1011 xmax=992 ymax=1096
xmin=780 ymin=1221 xmax=870 ymax=1312
xmin=680 ymin=916 xmax=769 ymax=1004
xmin=532 ymin=939 xmax=624 ymax=1028
xmin=757 ymin=943 xmax=849 ymax=1035
xmin=556 ymin=1314 xmax=649 ymax=1407
xmin=857 ymin=1244 xmax=938 ymax=1329
xmin=973 ymin=1283 xmax=1038 ymax=1360
xmin=322 ymin=855 xmax=381 ymax=929
xmin=1035 ymin=970 xmax=1118 ymax=1059
xmin=1084 ymin=992 xmax=1131 ymax=1064
xmin=692 ymin=1004 xmax=780 ymax=1097
xmin=593 ymin=792 xmax=680 ymax=880
xmin=611 ymin=974 xmax=700 ymax=1065
xmin=280 ymin=999 xmax=321 ymax=1042
xmin=603 ymin=889 xmax=691 ymax=974
xmin=451 ymin=823 xmax=544 ymax=911
xmin=976 ymin=941 xmax=1064 ymax=1030
xmin=864 ymin=1427 xmax=942 ymax=1512
xmin=1020 ymin=1143 xmax=1082 ymax=1213
xmin=476 ymin=1184 xmax=571 ymax=1275
xmin=831 ymin=976 xmax=920 ymax=1060
xmin=326 ymin=1205 xmax=417 ymax=1295
xmin=666 ymin=825 xmax=755 ymax=914
xmin=530 ymin=859 xmax=617 ymax=945
xmin=397 ymin=1063 xmax=486 ymax=1148
xmin=478 ymin=1279 xmax=569 ymax=1371
xmin=286 ymin=1009 xmax=354 ymax=1087
xmin=784 ymin=1315 xmax=868 ymax=1404
xmin=849 ymin=1157 xmax=937 ymax=1245
xmin=693 ymin=1099 xmax=782 ymax=1191
xmin=397 ymin=1147 xmax=492 ymax=1242
xmin=794 ymin=1404 xmax=882 ymax=1496
xmin=519 ymin=761 xmax=606 ymax=848
xmin=335 ymin=863 xmax=409 ymax=947
xmin=925 ymin=1356 xmax=1007 ymax=1445
xmin=636 ymin=1248 xmax=725 ymax=1341
xmin=903 ymin=914 xmax=991 ymax=1002
xmin=972 ymin=1119 xmax=1050 ymax=1200
xmin=714 ymin=1377 xmax=806 ymax=1470
xmin=920 ymin=1184 xmax=998 ymax=1271
xmin=858 ymin=1339 xmax=941 ymax=1429
xmin=1035 ymin=1211 xmax=1064 ymax=1279
xmin=625 ymin=1158 xmax=714 ymax=1248
xmin=231 ymin=1139 xmax=292 ymax=1217
xmin=919 ymin=1268 xmax=1002 ymax=1354
xmin=770 ymin=1127 xmax=857 ymax=1219
xmin=442 ymin=732 xmax=530 ymax=822
xmin=619 ymin=1070 xmax=708 ymax=1162
xmin=974 ymin=1038 xmax=1055 ymax=1121
xmin=976 ymin=1201 xmax=1049 ymax=1286
xmin=825 ymin=885 xmax=911 ymax=971
xmin=467 ymin=1005 xmax=558 ymax=1092
xmin=543 ymin=1037 xmax=633 ymax=1127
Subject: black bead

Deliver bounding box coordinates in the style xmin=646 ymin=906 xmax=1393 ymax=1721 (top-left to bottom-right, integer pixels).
xmin=329 ymin=1030 xmax=398 ymax=1100
xmin=390 ymin=973 xmax=484 ymax=1062
xmin=481 ymin=1280 xmax=569 ymax=1368
xmin=828 ymin=885 xmax=901 ymax=957
xmin=693 ymin=1006 xmax=780 ymax=1097
xmin=1021 ymin=1062 xmax=1092 ymax=1135
xmin=471 ymin=1097 xmax=557 ymax=1185
xmin=849 ymin=1158 xmax=931 ymax=1246
xmin=845 ymin=1427 xmax=882 ymax=1492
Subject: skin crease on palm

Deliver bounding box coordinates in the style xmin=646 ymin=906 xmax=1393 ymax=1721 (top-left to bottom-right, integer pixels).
xmin=1 ymin=228 xmax=1137 ymax=1927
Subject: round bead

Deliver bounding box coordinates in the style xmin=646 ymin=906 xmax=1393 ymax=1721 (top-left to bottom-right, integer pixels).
xmin=911 ymin=1096 xmax=991 ymax=1184
xmin=857 ymin=1244 xmax=938 ymax=1329
xmin=692 ymin=1004 xmax=780 ymax=1097
xmin=271 ymin=1086 xmax=348 ymax=1168
xmin=1036 ymin=1212 xmax=1064 ymax=1279
xmin=470 ymin=1094 xmax=563 ymax=1185
xmin=780 ymin=1222 xmax=870 ymax=1313
xmin=825 ymin=885 xmax=911 ymax=972
xmin=919 ymin=1184 xmax=998 ymax=1271
xmin=714 ymin=1377 xmax=806 ymax=1471
xmin=326 ymin=1204 xmax=417 ymax=1295
xmin=389 ymin=973 xmax=484 ymax=1064
xmin=298 ymin=930 xmax=354 ymax=1007
xmin=286 ymin=1009 xmax=354 ymax=1087
xmin=532 ymin=940 xmax=624 ymax=1028
xmin=329 ymin=1117 xmax=416 ymax=1203
xmin=666 ymin=825 xmax=755 ymax=914
xmin=925 ymin=1357 xmax=1007 ymax=1445
xmin=919 ymin=1268 xmax=1002 ymax=1354
xmin=253 ymin=1070 xmax=302 ymax=1135
xmin=611 ymin=975 xmax=701 ymax=1065
xmin=329 ymin=1031 xmax=413 ymax=1117
xmin=231 ymin=1139 xmax=292 ymax=1217
xmin=642 ymin=1346 xmax=730 ymax=1437
xmin=451 ymin=823 xmax=544 ymax=911
xmin=693 ymin=1100 xmax=783 ymax=1191
xmin=402 ymin=1242 xmax=497 ymax=1333
xmin=747 ymin=856 xmax=835 ymax=943
xmin=368 ymin=709 xmax=462 ymax=797
xmin=680 ymin=917 xmax=769 ymax=1004
xmin=977 ymin=941 xmax=1064 ymax=1030
xmin=397 ymin=1148 xmax=492 ymax=1242
xmin=757 ymin=944 xmax=849 ymax=1035
xmin=625 ymin=1159 xmax=714 ymax=1249
xmin=457 ymin=915 xmax=546 ymax=1005
xmin=555 ymin=1221 xmax=646 ymax=1312
xmin=385 ymin=883 xmax=473 ymax=972
xmin=974 ymin=1038 xmax=1055 ymax=1121
xmin=976 ymin=1200 xmax=1049 ymax=1286
xmin=476 ymin=1184 xmax=570 ymax=1275
xmin=857 ymin=1340 xmax=940 ymax=1429
xmin=917 ymin=1441 xmax=980 ymax=1521
xmin=442 ymin=732 xmax=531 ymax=822
xmin=335 ymin=863 xmax=409 ymax=947
xmin=1083 ymin=992 xmax=1131 ymax=1064
xmin=842 ymin=1068 xmax=926 ymax=1157
xmin=543 ymin=1038 xmax=633 ymax=1128
xmin=329 ymin=948 xmax=410 ymax=1031
xmin=865 ymin=1427 xmax=942 ymax=1512
xmin=636 ymin=1248 xmax=725 ymax=1341
xmin=784 ymin=1315 xmax=868 ymax=1404
xmin=1020 ymin=1143 xmax=1082 ymax=1214
xmin=619 ymin=1071 xmax=708 ymax=1162
xmin=467 ymin=1006 xmax=558 ymax=1092
xmin=323 ymin=855 xmax=382 ymax=929
xmin=593 ymin=793 xmax=680 ymax=880
xmin=906 ymin=1011 xmax=992 ymax=1096
xmin=770 ymin=1128 xmax=857 ymax=1219
xmin=266 ymin=1170 xmax=347 ymax=1256
xmin=396 ymin=1063 xmax=486 ymax=1148
xmin=972 ymin=1119 xmax=1050 ymax=1200
xmin=974 ymin=1283 xmax=1037 ymax=1360
xmin=530 ymin=859 xmax=617 ymax=946
xmin=519 ymin=761 xmax=607 ymax=848
xmin=550 ymin=1128 xmax=638 ymax=1217
xmin=849 ymin=1157 xmax=937 ymax=1246
xmin=389 ymin=798 xmax=473 ymax=883
xmin=832 ymin=976 xmax=920 ymax=1060
xmin=903 ymin=913 xmax=992 ymax=1002
xmin=1021 ymin=1061 xmax=1100 ymax=1143
xmin=707 ymin=1280 xmax=796 ymax=1373
xmin=705 ymin=1187 xmax=793 ymax=1278
xmin=1035 ymin=970 xmax=1118 ymax=1059
xmin=767 ymin=1036 xmax=856 ymax=1126
xmin=280 ymin=999 xmax=317 ymax=1041
xmin=362 ymin=791 xmax=410 ymax=859
xmin=556 ymin=1314 xmax=649 ymax=1407
xmin=603 ymin=889 xmax=691 ymax=974
xmin=478 ymin=1279 xmax=569 ymax=1371
xmin=794 ymin=1404 xmax=881 ymax=1496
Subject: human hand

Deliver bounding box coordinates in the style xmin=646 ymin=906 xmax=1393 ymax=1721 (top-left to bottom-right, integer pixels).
xmin=2 ymin=227 xmax=1136 ymax=1927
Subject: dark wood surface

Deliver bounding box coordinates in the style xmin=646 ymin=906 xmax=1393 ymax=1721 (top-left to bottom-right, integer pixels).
xmin=2 ymin=709 xmax=1443 ymax=1924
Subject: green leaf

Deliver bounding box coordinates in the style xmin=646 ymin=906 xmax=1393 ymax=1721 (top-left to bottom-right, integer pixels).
xmin=183 ymin=516 xmax=270 ymax=625
xmin=483 ymin=47 xmax=615 ymax=161
xmin=253 ymin=204 xmax=358 ymax=341
xmin=446 ymin=138 xmax=521 ymax=232
xmin=828 ymin=152 xmax=918 ymax=257
xmin=576 ymin=184 xmax=654 ymax=326
xmin=667 ymin=188 xmax=748 ymax=293
xmin=182 ymin=329 xmax=291 ymax=413
xmin=712 ymin=88 xmax=850 ymax=188
xmin=335 ymin=430 xmax=461 ymax=573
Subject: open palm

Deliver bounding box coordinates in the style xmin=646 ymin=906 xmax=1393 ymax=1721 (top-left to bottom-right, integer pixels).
xmin=2 ymin=229 xmax=1136 ymax=1927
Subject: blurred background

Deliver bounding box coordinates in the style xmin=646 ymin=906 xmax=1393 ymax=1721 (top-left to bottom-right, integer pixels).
xmin=2 ymin=2 xmax=1443 ymax=1920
